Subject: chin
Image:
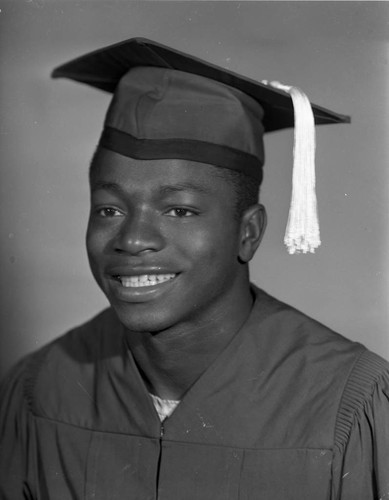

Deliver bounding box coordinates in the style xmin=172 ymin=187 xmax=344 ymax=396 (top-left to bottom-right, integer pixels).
xmin=111 ymin=302 xmax=179 ymax=334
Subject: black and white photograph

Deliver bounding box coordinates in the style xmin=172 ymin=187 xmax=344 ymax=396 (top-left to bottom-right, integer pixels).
xmin=0 ymin=1 xmax=388 ymax=498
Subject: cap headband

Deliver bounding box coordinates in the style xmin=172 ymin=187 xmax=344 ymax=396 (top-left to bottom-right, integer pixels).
xmin=99 ymin=127 xmax=263 ymax=182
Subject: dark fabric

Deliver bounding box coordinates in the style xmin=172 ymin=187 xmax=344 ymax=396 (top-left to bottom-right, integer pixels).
xmin=99 ymin=127 xmax=263 ymax=182
xmin=52 ymin=37 xmax=351 ymax=131
xmin=51 ymin=38 xmax=350 ymax=184
xmin=99 ymin=66 xmax=265 ymax=178
xmin=1 ymin=287 xmax=388 ymax=499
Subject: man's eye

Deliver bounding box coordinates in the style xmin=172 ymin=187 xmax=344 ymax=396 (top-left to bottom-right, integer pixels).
xmin=166 ymin=208 xmax=196 ymax=218
xmin=96 ymin=207 xmax=123 ymax=217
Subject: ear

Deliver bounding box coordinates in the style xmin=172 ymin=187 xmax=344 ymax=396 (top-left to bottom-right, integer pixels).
xmin=238 ymin=204 xmax=267 ymax=263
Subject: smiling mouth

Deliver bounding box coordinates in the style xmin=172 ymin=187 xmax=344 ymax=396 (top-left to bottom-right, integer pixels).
xmin=114 ymin=274 xmax=176 ymax=288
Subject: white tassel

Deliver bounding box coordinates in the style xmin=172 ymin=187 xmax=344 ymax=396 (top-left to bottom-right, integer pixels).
xmin=262 ymin=80 xmax=320 ymax=254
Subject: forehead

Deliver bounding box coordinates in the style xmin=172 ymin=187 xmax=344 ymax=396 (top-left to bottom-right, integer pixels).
xmin=90 ymin=148 xmax=234 ymax=197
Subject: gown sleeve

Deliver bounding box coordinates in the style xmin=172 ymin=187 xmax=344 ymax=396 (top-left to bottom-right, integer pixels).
xmin=333 ymin=350 xmax=389 ymax=500
xmin=0 ymin=357 xmax=35 ymax=500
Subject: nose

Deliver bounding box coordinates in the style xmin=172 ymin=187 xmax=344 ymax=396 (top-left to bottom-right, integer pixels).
xmin=115 ymin=209 xmax=165 ymax=255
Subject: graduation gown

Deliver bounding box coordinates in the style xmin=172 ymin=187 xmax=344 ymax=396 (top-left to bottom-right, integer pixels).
xmin=1 ymin=287 xmax=388 ymax=499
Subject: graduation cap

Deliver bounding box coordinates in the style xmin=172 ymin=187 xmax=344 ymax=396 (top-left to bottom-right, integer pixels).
xmin=52 ymin=37 xmax=350 ymax=254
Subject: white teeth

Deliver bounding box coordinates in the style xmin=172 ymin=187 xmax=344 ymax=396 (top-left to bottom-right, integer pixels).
xmin=119 ymin=274 xmax=175 ymax=288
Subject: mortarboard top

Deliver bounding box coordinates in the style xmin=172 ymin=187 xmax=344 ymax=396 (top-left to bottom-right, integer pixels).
xmin=52 ymin=37 xmax=350 ymax=254
xmin=52 ymin=37 xmax=350 ymax=133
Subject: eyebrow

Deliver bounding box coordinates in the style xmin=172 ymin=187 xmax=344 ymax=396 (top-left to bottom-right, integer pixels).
xmin=90 ymin=181 xmax=125 ymax=193
xmin=91 ymin=181 xmax=211 ymax=195
xmin=158 ymin=182 xmax=211 ymax=195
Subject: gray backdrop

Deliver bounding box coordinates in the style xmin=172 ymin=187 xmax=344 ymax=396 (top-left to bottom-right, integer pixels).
xmin=1 ymin=0 xmax=388 ymax=377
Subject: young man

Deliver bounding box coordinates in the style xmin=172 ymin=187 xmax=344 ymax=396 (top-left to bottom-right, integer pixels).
xmin=0 ymin=38 xmax=388 ymax=499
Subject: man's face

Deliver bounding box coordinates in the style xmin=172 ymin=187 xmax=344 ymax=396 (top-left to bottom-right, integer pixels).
xmin=87 ymin=148 xmax=251 ymax=333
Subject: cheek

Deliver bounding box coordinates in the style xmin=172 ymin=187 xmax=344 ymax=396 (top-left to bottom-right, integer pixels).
xmin=86 ymin=228 xmax=99 ymax=265
xmin=86 ymin=219 xmax=114 ymax=256
xmin=85 ymin=222 xmax=111 ymax=277
xmin=178 ymin=224 xmax=240 ymax=270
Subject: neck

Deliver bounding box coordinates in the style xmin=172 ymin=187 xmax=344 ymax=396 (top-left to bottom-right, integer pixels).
xmin=124 ymin=283 xmax=254 ymax=400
